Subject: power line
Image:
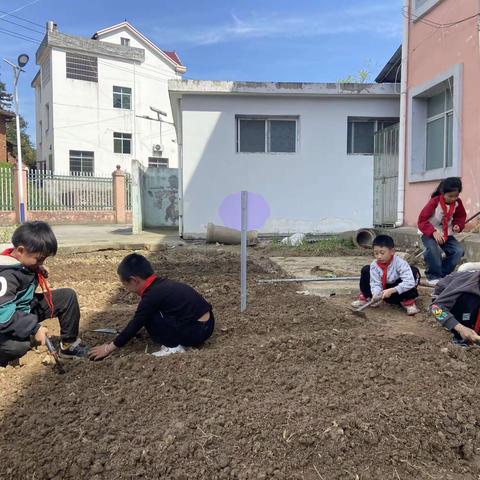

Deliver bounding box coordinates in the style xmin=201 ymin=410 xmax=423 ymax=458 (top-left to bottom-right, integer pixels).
xmin=0 ymin=16 xmax=44 ymax=35
xmin=0 ymin=9 xmax=43 ymax=28
xmin=0 ymin=27 xmax=41 ymax=44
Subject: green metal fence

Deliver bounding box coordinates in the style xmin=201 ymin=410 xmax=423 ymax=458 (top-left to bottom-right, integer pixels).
xmin=0 ymin=168 xmax=14 ymax=211
xmin=27 ymin=170 xmax=113 ymax=211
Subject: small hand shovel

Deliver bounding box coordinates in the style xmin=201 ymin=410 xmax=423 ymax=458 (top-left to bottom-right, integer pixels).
xmin=92 ymin=328 xmax=119 ymax=335
xmin=350 ymin=297 xmax=382 ymax=319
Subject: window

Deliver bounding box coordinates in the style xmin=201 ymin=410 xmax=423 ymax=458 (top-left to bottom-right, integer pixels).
xmin=426 ymin=89 xmax=453 ymax=170
xmin=347 ymin=118 xmax=398 ymax=154
xmin=113 ymin=86 xmax=131 ymax=109
xmin=236 ymin=117 xmax=297 ymax=153
xmin=148 ymin=157 xmax=169 ymax=168
xmin=69 ymin=150 xmax=94 ymax=173
xmin=412 ymin=0 xmax=442 ymax=19
xmin=66 ymin=52 xmax=98 ymax=82
xmin=45 ymin=103 xmax=50 ymax=132
xmin=121 ymin=37 xmax=130 ymax=46
xmin=41 ymin=56 xmax=51 ymax=86
xmin=409 ymin=65 xmax=460 ymax=182
xmin=113 ymin=132 xmax=132 ymax=154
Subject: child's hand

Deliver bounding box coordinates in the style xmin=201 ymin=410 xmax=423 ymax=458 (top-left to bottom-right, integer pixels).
xmin=89 ymin=342 xmax=117 ymax=361
xmin=452 ymin=225 xmax=461 ymax=233
xmin=433 ymin=231 xmax=445 ymax=245
xmin=34 ymin=325 xmax=48 ymax=345
xmin=454 ymin=324 xmax=480 ymax=344
xmin=382 ymin=288 xmax=397 ymax=299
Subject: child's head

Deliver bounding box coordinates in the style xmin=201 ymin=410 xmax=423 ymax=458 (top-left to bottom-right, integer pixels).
xmin=11 ymin=221 xmax=57 ymax=271
xmin=117 ymin=253 xmax=154 ymax=295
xmin=372 ymin=235 xmax=395 ymax=263
xmin=431 ymin=177 xmax=462 ymax=204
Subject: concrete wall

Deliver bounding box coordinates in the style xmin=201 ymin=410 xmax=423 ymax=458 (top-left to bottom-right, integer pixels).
xmin=36 ymin=28 xmax=181 ymax=175
xmin=404 ymin=0 xmax=480 ymax=225
xmin=180 ymin=94 xmax=399 ymax=237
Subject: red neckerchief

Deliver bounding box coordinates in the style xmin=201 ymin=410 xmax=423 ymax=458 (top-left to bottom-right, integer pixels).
xmin=139 ymin=274 xmax=157 ymax=297
xmin=376 ymin=256 xmax=394 ymax=289
xmin=439 ymin=195 xmax=456 ymax=241
xmin=1 ymin=248 xmax=54 ymax=318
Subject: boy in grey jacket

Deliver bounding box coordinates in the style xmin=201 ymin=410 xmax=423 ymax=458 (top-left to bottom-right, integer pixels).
xmin=352 ymin=235 xmax=421 ymax=315
xmin=431 ymin=271 xmax=480 ymax=345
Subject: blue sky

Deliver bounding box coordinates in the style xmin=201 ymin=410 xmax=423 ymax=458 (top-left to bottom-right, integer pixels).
xmin=0 ymin=0 xmax=403 ymax=141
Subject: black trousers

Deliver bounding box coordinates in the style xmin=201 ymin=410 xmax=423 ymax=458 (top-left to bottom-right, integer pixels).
xmin=146 ymin=311 xmax=215 ymax=348
xmin=450 ymin=293 xmax=480 ymax=340
xmin=359 ymin=265 xmax=420 ymax=305
xmin=0 ymin=288 xmax=80 ymax=367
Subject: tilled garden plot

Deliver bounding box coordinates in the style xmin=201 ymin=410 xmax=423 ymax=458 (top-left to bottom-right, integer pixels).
xmin=1 ymin=247 xmax=480 ymax=480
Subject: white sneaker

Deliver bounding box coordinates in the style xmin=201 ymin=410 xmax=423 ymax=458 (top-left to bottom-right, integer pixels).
xmin=427 ymin=279 xmax=440 ymax=287
xmin=151 ymin=345 xmax=186 ymax=357
xmin=404 ymin=303 xmax=420 ymax=316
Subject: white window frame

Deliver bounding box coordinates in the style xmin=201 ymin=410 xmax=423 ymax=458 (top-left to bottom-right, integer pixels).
xmin=236 ymin=116 xmax=299 ymax=154
xmin=347 ymin=117 xmax=399 ymax=155
xmin=408 ymin=64 xmax=462 ymax=183
xmin=69 ymin=150 xmax=94 ymax=174
xmin=148 ymin=157 xmax=169 ymax=168
xmin=113 ymin=86 xmax=132 ymax=110
xmin=113 ymin=132 xmax=132 ymax=154
xmin=412 ymin=0 xmax=443 ymax=20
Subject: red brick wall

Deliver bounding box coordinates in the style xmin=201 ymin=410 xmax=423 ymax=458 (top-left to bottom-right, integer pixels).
xmin=0 ymin=211 xmax=16 ymax=226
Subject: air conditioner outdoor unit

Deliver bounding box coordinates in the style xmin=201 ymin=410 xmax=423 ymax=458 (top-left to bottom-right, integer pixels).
xmin=153 ymin=144 xmax=163 ymax=153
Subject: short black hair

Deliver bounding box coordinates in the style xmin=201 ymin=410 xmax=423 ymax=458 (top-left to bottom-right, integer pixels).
xmin=117 ymin=253 xmax=154 ymax=281
xmin=372 ymin=235 xmax=395 ymax=249
xmin=12 ymin=221 xmax=58 ymax=257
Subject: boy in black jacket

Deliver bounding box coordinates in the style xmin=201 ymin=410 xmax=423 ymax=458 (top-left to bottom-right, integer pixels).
xmin=89 ymin=253 xmax=215 ymax=360
xmin=430 ymin=270 xmax=480 ymax=346
xmin=0 ymin=221 xmax=88 ymax=367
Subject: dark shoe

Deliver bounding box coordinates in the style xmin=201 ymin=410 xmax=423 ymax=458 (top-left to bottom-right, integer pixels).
xmin=59 ymin=338 xmax=89 ymax=359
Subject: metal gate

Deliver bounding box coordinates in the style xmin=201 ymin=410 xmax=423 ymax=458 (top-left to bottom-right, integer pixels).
xmin=373 ymin=123 xmax=399 ymax=226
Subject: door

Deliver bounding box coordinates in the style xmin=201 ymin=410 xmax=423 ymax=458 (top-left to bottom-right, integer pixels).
xmin=373 ymin=123 xmax=399 ymax=226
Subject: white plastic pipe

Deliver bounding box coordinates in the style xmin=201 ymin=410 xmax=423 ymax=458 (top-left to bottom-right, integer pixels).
xmin=395 ymin=0 xmax=410 ymax=227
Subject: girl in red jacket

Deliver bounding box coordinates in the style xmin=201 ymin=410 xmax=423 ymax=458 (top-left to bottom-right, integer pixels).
xmin=417 ymin=177 xmax=466 ymax=286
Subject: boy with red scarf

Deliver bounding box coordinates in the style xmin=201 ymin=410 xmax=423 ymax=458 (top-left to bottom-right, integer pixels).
xmin=418 ymin=177 xmax=466 ymax=286
xmin=352 ymin=235 xmax=421 ymax=315
xmin=0 ymin=221 xmax=88 ymax=367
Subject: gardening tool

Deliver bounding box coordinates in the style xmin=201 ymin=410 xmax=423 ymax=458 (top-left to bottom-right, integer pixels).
xmin=45 ymin=336 xmax=65 ymax=375
xmin=92 ymin=327 xmax=119 ymax=334
xmin=258 ymin=276 xmax=360 ymax=284
xmin=349 ymin=297 xmax=382 ymax=319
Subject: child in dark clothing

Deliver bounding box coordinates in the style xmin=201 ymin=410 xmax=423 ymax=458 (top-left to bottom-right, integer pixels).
xmin=0 ymin=222 xmax=88 ymax=367
xmin=418 ymin=177 xmax=466 ymax=286
xmin=89 ymin=253 xmax=215 ymax=360
xmin=352 ymin=235 xmax=421 ymax=315
xmin=430 ymin=270 xmax=480 ymax=346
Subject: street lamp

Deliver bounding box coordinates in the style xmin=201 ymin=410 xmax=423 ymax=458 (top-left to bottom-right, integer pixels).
xmin=3 ymin=54 xmax=29 ymax=223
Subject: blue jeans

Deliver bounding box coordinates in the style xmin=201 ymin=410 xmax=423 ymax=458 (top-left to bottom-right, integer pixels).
xmin=421 ymin=235 xmax=464 ymax=281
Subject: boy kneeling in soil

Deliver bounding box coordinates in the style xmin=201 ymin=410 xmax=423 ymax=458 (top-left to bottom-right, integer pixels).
xmin=351 ymin=235 xmax=421 ymax=315
xmin=89 ymin=253 xmax=214 ymax=360
xmin=430 ymin=271 xmax=480 ymax=346
xmin=0 ymin=222 xmax=89 ymax=367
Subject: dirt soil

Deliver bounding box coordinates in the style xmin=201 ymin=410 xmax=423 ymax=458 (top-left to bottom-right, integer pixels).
xmin=1 ymin=246 xmax=480 ymax=480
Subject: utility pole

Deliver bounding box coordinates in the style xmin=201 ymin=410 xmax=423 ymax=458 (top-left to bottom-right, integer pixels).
xmin=3 ymin=54 xmax=29 ymax=223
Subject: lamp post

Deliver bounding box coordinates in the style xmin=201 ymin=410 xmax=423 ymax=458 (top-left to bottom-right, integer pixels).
xmin=3 ymin=54 xmax=29 ymax=223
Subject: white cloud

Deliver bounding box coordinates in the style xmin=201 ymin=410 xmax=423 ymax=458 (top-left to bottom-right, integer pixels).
xmin=154 ymin=4 xmax=403 ymax=46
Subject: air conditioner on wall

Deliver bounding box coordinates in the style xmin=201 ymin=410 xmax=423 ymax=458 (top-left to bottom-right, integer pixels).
xmin=152 ymin=144 xmax=163 ymax=154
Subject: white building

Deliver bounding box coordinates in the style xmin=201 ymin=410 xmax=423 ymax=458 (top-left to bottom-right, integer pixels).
xmin=32 ymin=21 xmax=185 ymax=175
xmin=169 ymin=80 xmax=400 ymax=238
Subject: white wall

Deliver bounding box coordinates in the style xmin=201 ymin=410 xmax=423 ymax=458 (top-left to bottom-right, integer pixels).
xmin=180 ymin=95 xmax=399 ymax=236
xmin=40 ymin=28 xmax=180 ymax=175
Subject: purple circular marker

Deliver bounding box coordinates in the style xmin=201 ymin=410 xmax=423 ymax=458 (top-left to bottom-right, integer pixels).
xmin=218 ymin=192 xmax=270 ymax=231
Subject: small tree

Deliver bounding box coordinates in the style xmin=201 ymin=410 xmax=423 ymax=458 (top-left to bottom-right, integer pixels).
xmin=0 ymin=73 xmax=36 ymax=166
